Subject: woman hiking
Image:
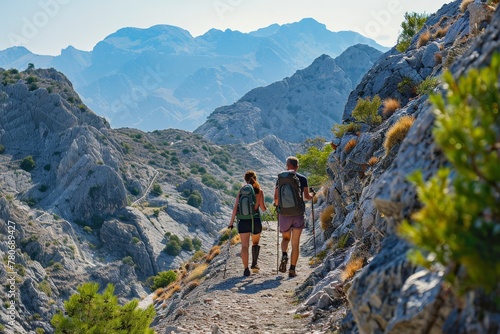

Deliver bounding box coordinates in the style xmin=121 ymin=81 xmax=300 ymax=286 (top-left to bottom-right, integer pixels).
xmin=229 ymin=170 xmax=267 ymax=276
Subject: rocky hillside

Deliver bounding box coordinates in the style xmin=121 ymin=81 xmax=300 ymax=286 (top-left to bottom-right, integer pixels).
xmin=0 ymin=19 xmax=387 ymax=132
xmin=0 ymin=67 xmax=297 ymax=333
xmin=194 ymin=44 xmax=382 ymax=145
xmin=147 ymin=1 xmax=499 ymax=333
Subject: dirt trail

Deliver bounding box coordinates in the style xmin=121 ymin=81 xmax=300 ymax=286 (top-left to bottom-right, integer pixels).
xmin=154 ymin=221 xmax=317 ymax=334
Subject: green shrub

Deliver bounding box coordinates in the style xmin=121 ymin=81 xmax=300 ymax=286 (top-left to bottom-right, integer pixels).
xmin=51 ymin=282 xmax=155 ymax=333
xmin=151 ymin=183 xmax=162 ymax=196
xmin=150 ymin=270 xmax=177 ymax=290
xmin=192 ymin=237 xmax=202 ymax=251
xmin=201 ymin=174 xmax=226 ymax=190
xmin=396 ymin=12 xmax=430 ymax=52
xmin=399 ymin=53 xmax=500 ymax=293
xmin=332 ymin=122 xmax=362 ymax=138
xmin=0 ymin=144 xmax=5 ymax=154
xmin=181 ymin=237 xmax=194 ymax=251
xmin=351 ymin=95 xmax=382 ymax=126
xmin=297 ymin=140 xmax=333 ymax=186
xmin=187 ymin=191 xmax=202 ymax=208
xmin=416 ymin=76 xmax=441 ymax=95
xmin=164 ymin=240 xmax=181 ymax=256
xmin=20 ymin=155 xmax=36 ymax=171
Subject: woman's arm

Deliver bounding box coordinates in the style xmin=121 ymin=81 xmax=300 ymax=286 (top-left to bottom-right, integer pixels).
xmin=229 ymin=193 xmax=239 ymax=227
xmin=257 ymin=191 xmax=267 ymax=212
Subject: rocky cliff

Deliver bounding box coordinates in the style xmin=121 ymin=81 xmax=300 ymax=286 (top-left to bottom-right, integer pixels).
xmin=194 ymin=44 xmax=382 ymax=145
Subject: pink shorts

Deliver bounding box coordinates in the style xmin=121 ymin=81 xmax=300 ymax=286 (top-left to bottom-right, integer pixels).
xmin=278 ymin=214 xmax=305 ymax=233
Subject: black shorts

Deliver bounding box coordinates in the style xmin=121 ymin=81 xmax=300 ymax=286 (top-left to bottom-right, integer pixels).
xmin=237 ymin=216 xmax=262 ymax=234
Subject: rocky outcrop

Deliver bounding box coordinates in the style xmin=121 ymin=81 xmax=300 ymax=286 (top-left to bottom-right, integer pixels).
xmin=301 ymin=1 xmax=500 ymax=333
xmin=195 ymin=45 xmax=382 ymax=144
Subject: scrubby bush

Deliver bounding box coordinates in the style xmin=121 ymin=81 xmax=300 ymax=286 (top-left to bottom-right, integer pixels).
xmin=164 ymin=239 xmax=181 ymax=256
xmin=332 ymin=122 xmax=361 ymax=138
xmin=20 ymin=155 xmax=36 ymax=171
xmin=320 ymin=205 xmax=335 ymax=231
xmin=344 ymin=139 xmax=357 ymax=153
xmin=187 ymin=191 xmax=202 ymax=208
xmin=296 ymin=140 xmax=333 ymax=186
xmin=192 ymin=237 xmax=202 ymax=251
xmin=151 ymin=270 xmax=177 ymax=290
xmin=399 ymin=53 xmax=500 ymax=293
xmin=416 ymin=76 xmax=441 ymax=95
xmin=181 ymin=237 xmax=194 ymax=251
xmin=351 ymin=95 xmax=382 ymax=126
xmin=383 ymin=115 xmax=415 ymax=155
xmin=151 ymin=183 xmax=162 ymax=196
xmin=396 ymin=12 xmax=430 ymax=52
xmin=382 ymin=98 xmax=401 ymax=119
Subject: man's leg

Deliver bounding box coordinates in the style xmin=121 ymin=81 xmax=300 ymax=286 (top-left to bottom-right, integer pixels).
xmin=289 ymin=228 xmax=302 ymax=267
xmin=279 ymin=230 xmax=291 ymax=272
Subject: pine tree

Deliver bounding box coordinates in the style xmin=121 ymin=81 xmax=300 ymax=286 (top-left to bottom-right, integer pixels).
xmin=51 ymin=282 xmax=155 ymax=333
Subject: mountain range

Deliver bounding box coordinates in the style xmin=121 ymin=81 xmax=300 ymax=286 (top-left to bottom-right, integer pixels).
xmin=0 ymin=18 xmax=388 ymax=131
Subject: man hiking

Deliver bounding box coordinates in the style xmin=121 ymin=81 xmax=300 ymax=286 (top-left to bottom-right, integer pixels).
xmin=274 ymin=156 xmax=315 ymax=278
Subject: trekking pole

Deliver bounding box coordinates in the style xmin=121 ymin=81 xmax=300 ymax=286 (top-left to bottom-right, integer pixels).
xmin=310 ymin=188 xmax=317 ymax=261
xmin=223 ymin=225 xmax=233 ymax=279
xmin=275 ymin=210 xmax=279 ymax=274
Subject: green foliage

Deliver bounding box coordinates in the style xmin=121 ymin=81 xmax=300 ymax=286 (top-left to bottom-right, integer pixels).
xmin=192 ymin=237 xmax=202 ymax=251
xmin=187 ymin=191 xmax=202 ymax=208
xmin=181 ymin=237 xmax=194 ymax=251
xmin=331 ymin=122 xmax=361 ymax=138
xmin=399 ymin=53 xmax=500 ymax=293
xmin=396 ymin=12 xmax=430 ymax=52
xmin=0 ymin=144 xmax=4 ymax=154
xmin=201 ymin=174 xmax=226 ymax=190
xmin=150 ymin=183 xmax=162 ymax=196
xmin=20 ymin=155 xmax=36 ymax=171
xmin=352 ymin=95 xmax=382 ymax=126
xmin=51 ymin=282 xmax=155 ymax=333
xmin=150 ymin=270 xmax=177 ymax=290
xmin=164 ymin=239 xmax=181 ymax=256
xmin=416 ymin=76 xmax=441 ymax=95
xmin=296 ymin=141 xmax=333 ymax=186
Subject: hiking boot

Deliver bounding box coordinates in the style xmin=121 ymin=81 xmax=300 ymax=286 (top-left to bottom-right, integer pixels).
xmin=243 ymin=268 xmax=251 ymax=276
xmin=288 ymin=269 xmax=297 ymax=278
xmin=279 ymin=255 xmax=288 ymax=273
xmin=251 ymin=245 xmax=260 ymax=269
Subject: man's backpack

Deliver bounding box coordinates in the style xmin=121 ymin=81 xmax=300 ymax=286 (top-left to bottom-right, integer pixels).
xmin=236 ymin=184 xmax=256 ymax=220
xmin=276 ymin=171 xmax=305 ymax=216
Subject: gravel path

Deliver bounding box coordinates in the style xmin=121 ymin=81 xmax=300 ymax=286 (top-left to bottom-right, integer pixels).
xmin=153 ymin=221 xmax=317 ymax=334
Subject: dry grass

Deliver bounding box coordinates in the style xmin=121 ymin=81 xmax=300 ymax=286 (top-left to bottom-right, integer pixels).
xmin=460 ymin=0 xmax=474 ymax=12
xmin=185 ymin=280 xmax=200 ymax=292
xmin=433 ymin=26 xmax=449 ymax=39
xmin=344 ymin=139 xmax=357 ymax=153
xmin=341 ymin=257 xmax=364 ymax=281
xmin=384 ymin=115 xmax=415 ymax=155
xmin=368 ymin=156 xmax=379 ymax=166
xmin=434 ymin=52 xmax=443 ymax=65
xmin=205 ymin=245 xmax=221 ymax=262
xmin=320 ymin=205 xmax=335 ymax=231
xmin=231 ymin=234 xmax=241 ymax=245
xmin=382 ymin=98 xmax=400 ymax=119
xmin=185 ymin=263 xmax=208 ymax=283
xmin=161 ymin=284 xmax=181 ymax=300
xmin=417 ymin=30 xmax=431 ymax=49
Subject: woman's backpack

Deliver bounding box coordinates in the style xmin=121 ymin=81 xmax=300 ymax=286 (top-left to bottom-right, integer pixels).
xmin=236 ymin=184 xmax=256 ymax=220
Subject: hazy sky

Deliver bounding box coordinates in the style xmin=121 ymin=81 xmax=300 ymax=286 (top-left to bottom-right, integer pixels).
xmin=1 ymin=0 xmax=450 ymax=56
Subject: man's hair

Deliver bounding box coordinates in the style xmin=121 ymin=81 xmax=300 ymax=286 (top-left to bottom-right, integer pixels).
xmin=286 ymin=156 xmax=299 ymax=169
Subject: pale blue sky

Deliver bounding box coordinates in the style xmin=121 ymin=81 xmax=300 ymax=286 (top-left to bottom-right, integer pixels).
xmin=1 ymin=0 xmax=450 ymax=56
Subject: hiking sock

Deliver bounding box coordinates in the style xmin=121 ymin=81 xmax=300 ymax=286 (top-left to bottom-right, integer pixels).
xmin=289 ymin=265 xmax=296 ymax=271
xmin=251 ymin=245 xmax=260 ymax=269
xmin=282 ymin=252 xmax=288 ymax=258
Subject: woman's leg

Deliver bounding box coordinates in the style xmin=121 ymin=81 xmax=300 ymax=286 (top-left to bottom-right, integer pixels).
xmin=240 ymin=232 xmax=250 ymax=269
